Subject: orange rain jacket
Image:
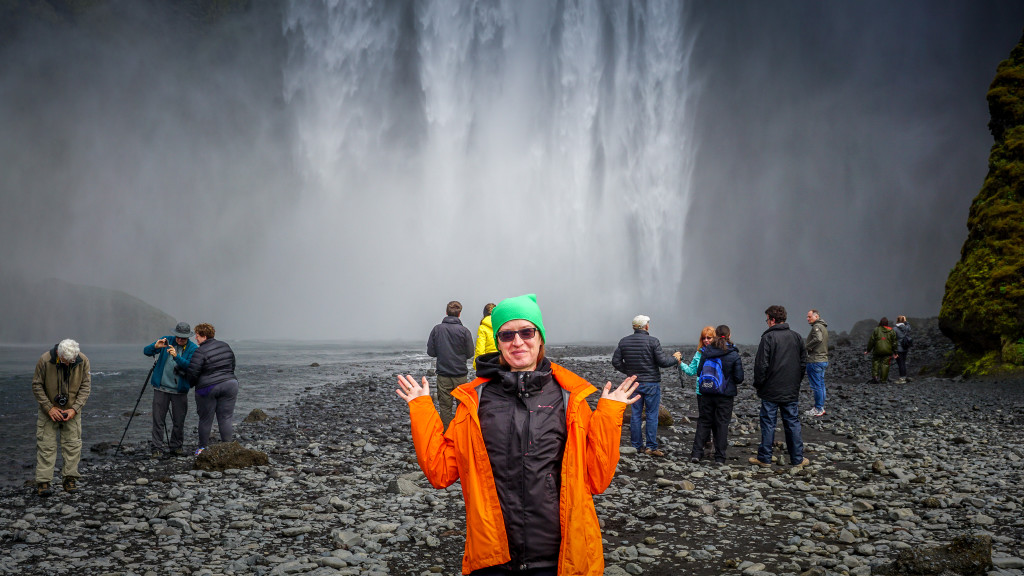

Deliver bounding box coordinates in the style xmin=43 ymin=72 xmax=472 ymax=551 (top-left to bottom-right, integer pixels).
xmin=407 ymin=363 xmax=627 ymax=575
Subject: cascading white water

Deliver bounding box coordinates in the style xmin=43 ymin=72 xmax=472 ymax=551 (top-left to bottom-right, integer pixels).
xmin=281 ymin=0 xmax=697 ymax=340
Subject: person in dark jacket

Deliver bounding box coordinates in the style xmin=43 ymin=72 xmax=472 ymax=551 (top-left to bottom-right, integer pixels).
xmin=690 ymin=325 xmax=743 ymax=465
xmin=143 ymin=322 xmax=198 ymax=458
xmin=750 ymin=305 xmax=809 ymax=468
xmin=893 ymin=315 xmax=912 ymax=384
xmin=612 ymin=314 xmax=678 ymax=457
xmin=426 ymin=300 xmax=475 ymax=430
xmin=185 ymin=322 xmax=238 ymax=455
xmin=865 ymin=317 xmax=897 ymax=383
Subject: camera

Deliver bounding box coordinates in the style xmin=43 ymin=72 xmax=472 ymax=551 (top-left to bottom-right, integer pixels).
xmin=55 ymin=393 xmax=68 ymax=407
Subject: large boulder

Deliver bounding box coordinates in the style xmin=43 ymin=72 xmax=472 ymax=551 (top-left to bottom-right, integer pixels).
xmin=873 ymin=534 xmax=992 ymax=575
xmin=939 ymin=29 xmax=1024 ymax=374
xmin=193 ymin=442 xmax=269 ymax=472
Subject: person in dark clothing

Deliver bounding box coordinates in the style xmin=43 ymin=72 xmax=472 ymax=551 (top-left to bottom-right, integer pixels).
xmin=612 ymin=315 xmax=678 ymax=457
xmin=865 ymin=317 xmax=897 ymax=383
xmin=397 ymin=294 xmax=639 ymax=575
xmin=185 ymin=323 xmax=238 ymax=455
xmin=750 ymin=305 xmax=809 ymax=468
xmin=893 ymin=315 xmax=913 ymax=384
xmin=426 ymin=300 xmax=475 ymax=430
xmin=690 ymin=325 xmax=743 ymax=465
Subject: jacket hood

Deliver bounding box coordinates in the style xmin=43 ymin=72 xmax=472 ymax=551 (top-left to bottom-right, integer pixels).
xmin=812 ymin=319 xmax=828 ymax=328
xmin=474 ymin=351 xmax=553 ymax=396
xmin=48 ymin=343 xmax=82 ymax=367
xmin=763 ymin=322 xmax=790 ymax=336
xmin=700 ymin=343 xmax=737 ymax=359
xmin=441 ymin=315 xmax=464 ymax=325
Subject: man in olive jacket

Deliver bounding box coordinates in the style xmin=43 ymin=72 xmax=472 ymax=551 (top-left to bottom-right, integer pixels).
xmin=751 ymin=305 xmax=808 ymax=468
xmin=32 ymin=339 xmax=91 ymax=496
xmin=804 ymin=309 xmax=829 ymax=417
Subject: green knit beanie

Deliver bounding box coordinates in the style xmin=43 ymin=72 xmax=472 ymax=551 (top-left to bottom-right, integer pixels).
xmin=491 ymin=293 xmax=546 ymax=347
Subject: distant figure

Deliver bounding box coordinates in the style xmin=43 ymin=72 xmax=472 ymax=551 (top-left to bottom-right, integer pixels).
xmin=185 ymin=323 xmax=238 ymax=455
xmin=893 ymin=315 xmax=913 ymax=384
xmin=426 ymin=300 xmax=474 ymax=430
xmin=690 ymin=325 xmax=743 ymax=465
xmin=32 ymin=339 xmax=91 ymax=496
xmin=613 ymin=314 xmax=678 ymax=457
xmin=866 ymin=317 xmax=897 ymax=383
xmin=473 ymin=302 xmax=497 ymax=369
xmin=396 ymin=293 xmax=639 ymax=574
xmin=804 ymin=309 xmax=829 ymax=417
xmin=750 ymin=305 xmax=809 ymax=468
xmin=143 ymin=322 xmax=198 ymax=458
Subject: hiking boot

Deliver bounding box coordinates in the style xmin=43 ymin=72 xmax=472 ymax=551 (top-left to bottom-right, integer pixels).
xmin=896 ymin=378 xmax=907 ymax=384
xmin=63 ymin=476 xmax=78 ymax=492
xmin=689 ymin=456 xmax=701 ymax=464
xmin=37 ymin=482 xmax=53 ymax=497
xmin=170 ymin=448 xmax=186 ymax=457
xmin=794 ymin=458 xmax=810 ymax=467
xmin=748 ymin=457 xmax=771 ymax=468
xmin=194 ymin=447 xmax=206 ymax=456
xmin=807 ymin=407 xmax=825 ymax=417
xmin=645 ymin=449 xmax=665 ymax=457
xmin=151 ymin=450 xmax=164 ymax=459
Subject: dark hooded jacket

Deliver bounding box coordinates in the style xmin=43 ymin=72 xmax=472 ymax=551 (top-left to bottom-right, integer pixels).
xmin=472 ymin=351 xmax=566 ymax=571
xmin=695 ymin=343 xmax=744 ymax=396
xmin=427 ymin=316 xmax=475 ymax=377
xmin=753 ymin=323 xmax=807 ymax=403
xmin=611 ymin=328 xmax=677 ymax=382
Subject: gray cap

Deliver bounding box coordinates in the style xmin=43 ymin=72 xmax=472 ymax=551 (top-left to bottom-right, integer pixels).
xmin=173 ymin=322 xmax=193 ymax=338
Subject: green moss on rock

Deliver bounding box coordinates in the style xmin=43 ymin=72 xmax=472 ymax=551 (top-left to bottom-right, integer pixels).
xmin=940 ymin=28 xmax=1024 ymax=373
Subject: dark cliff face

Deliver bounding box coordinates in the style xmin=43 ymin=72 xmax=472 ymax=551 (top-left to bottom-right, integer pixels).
xmin=939 ymin=28 xmax=1024 ymax=371
xmin=0 ymin=276 xmax=177 ymax=344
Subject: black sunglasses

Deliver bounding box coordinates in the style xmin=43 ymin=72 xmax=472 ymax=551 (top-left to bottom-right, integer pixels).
xmin=496 ymin=327 xmax=538 ymax=343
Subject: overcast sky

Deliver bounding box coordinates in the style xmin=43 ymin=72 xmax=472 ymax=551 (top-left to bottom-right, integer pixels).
xmin=1 ymin=1 xmax=1022 ymax=344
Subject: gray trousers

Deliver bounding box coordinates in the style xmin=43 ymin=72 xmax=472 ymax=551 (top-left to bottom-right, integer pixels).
xmin=152 ymin=389 xmax=188 ymax=451
xmin=435 ymin=374 xmax=467 ymax=430
xmin=196 ymin=379 xmax=238 ymax=448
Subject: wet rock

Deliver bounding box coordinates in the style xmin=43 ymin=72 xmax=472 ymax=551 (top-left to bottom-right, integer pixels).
xmin=193 ymin=441 xmax=269 ymax=471
xmin=873 ymin=534 xmax=992 ymax=575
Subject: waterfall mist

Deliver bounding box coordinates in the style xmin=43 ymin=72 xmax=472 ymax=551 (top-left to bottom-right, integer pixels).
xmin=1 ymin=1 xmax=1022 ymax=344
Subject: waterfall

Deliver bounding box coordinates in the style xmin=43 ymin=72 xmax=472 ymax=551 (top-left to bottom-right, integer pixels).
xmin=281 ymin=0 xmax=697 ymax=339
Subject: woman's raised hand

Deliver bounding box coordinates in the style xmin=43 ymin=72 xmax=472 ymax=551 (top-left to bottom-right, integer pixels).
xmin=601 ymin=375 xmax=640 ymax=404
xmin=396 ymin=374 xmax=431 ymax=403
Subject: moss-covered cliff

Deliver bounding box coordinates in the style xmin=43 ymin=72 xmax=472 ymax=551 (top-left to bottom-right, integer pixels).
xmin=939 ymin=28 xmax=1024 ymax=375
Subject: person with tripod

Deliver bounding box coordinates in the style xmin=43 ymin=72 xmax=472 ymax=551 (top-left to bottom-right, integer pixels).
xmin=32 ymin=339 xmax=91 ymax=497
xmin=144 ymin=322 xmax=198 ymax=458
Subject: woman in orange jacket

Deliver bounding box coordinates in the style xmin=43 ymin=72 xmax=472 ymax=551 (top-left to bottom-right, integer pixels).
xmin=397 ymin=294 xmax=639 ymax=575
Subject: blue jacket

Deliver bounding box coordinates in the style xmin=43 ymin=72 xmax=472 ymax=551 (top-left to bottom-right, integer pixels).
xmin=144 ymin=337 xmax=198 ymax=393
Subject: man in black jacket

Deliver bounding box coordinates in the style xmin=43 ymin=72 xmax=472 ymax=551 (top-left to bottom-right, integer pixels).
xmin=427 ymin=300 xmax=475 ymax=430
xmin=750 ymin=305 xmax=810 ymax=468
xmin=613 ymin=315 xmax=677 ymax=457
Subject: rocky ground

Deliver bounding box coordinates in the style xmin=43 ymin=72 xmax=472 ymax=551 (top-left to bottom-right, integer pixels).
xmin=2 ymin=321 xmax=1023 ymax=576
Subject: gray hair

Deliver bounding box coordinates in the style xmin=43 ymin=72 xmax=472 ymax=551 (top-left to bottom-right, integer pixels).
xmin=57 ymin=339 xmax=80 ymax=362
xmin=632 ymin=315 xmax=651 ymax=329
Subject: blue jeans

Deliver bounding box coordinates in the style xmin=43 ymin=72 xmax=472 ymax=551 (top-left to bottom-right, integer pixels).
xmin=806 ymin=362 xmax=827 ymax=410
xmin=630 ymin=382 xmax=661 ymax=450
xmin=757 ymin=400 xmax=803 ymax=464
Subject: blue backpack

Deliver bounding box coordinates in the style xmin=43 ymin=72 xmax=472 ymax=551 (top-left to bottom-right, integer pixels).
xmin=698 ymin=356 xmax=726 ymax=395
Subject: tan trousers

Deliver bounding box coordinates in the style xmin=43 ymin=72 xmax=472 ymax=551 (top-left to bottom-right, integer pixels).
xmin=35 ymin=411 xmax=82 ymax=484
